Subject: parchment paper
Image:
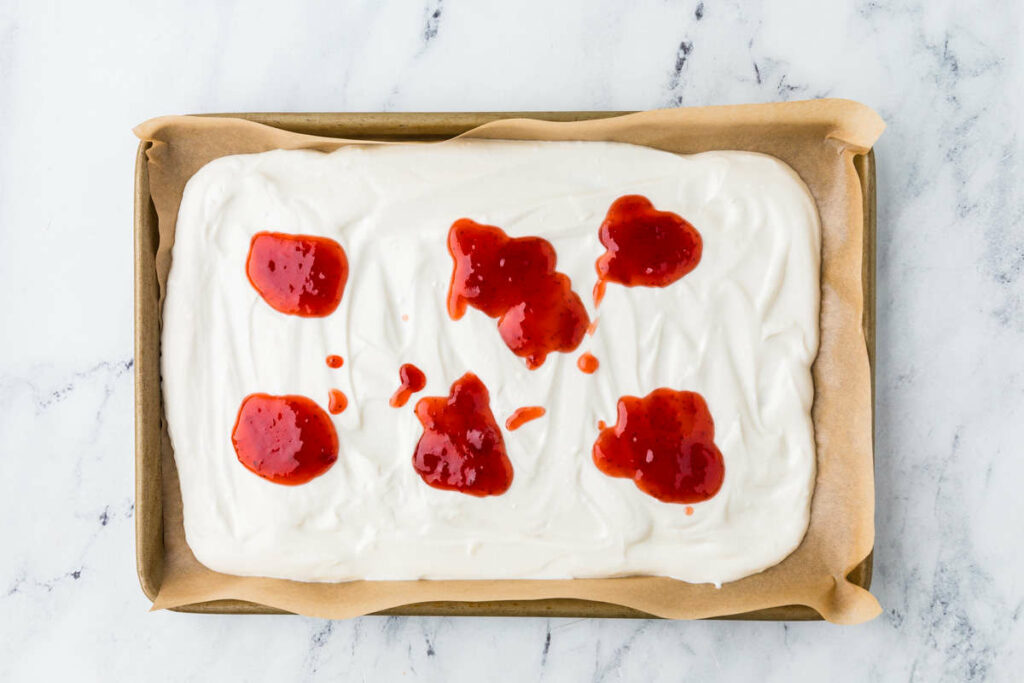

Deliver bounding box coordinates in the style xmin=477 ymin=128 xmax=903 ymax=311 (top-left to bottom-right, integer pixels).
xmin=135 ymin=99 xmax=884 ymax=624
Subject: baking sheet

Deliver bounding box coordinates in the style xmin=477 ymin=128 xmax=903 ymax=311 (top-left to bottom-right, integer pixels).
xmin=134 ymin=101 xmax=884 ymax=623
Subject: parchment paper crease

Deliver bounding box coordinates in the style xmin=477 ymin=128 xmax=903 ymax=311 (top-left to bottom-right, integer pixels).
xmin=135 ymin=99 xmax=884 ymax=623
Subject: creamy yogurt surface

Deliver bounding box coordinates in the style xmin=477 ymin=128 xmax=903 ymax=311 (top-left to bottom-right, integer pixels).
xmin=163 ymin=140 xmax=820 ymax=585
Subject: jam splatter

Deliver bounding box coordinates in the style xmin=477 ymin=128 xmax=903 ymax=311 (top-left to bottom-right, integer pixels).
xmin=231 ymin=393 xmax=338 ymax=485
xmin=326 ymin=354 xmax=344 ymax=369
xmin=412 ymin=372 xmax=513 ymax=496
xmin=594 ymin=195 xmax=702 ymax=304
xmin=447 ymin=219 xmax=590 ymax=369
xmin=577 ymin=352 xmax=599 ymax=374
xmin=246 ymin=232 xmax=348 ymax=317
xmin=327 ymin=389 xmax=348 ymax=414
xmin=593 ymin=388 xmax=724 ymax=504
xmin=505 ymin=406 xmax=546 ymax=431
xmin=390 ymin=363 xmax=427 ymax=408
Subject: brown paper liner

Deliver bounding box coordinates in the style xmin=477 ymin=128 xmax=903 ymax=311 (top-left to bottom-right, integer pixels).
xmin=135 ymin=99 xmax=884 ymax=624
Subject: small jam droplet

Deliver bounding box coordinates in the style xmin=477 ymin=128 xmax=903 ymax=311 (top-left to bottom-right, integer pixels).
xmin=685 ymin=506 xmax=694 ymax=516
xmin=447 ymin=219 xmax=589 ymax=369
xmin=593 ymin=388 xmax=724 ymax=504
xmin=577 ymin=352 xmax=599 ymax=374
xmin=401 ymin=314 xmax=409 ymax=322
xmin=412 ymin=373 xmax=513 ymax=496
xmin=586 ymin=318 xmax=600 ymax=336
xmin=594 ymin=195 xmax=702 ymax=301
xmin=231 ymin=393 xmax=338 ymax=485
xmin=597 ymin=420 xmax=607 ymax=430
xmin=389 ymin=363 xmax=427 ymax=408
xmin=328 ymin=389 xmax=348 ymax=414
xmin=246 ymin=232 xmax=348 ymax=317
xmin=505 ymin=406 xmax=546 ymax=431
xmin=326 ymin=354 xmax=344 ymax=369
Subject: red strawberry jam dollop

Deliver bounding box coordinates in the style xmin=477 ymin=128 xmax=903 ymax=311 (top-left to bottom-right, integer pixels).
xmin=412 ymin=372 xmax=513 ymax=496
xmin=231 ymin=393 xmax=339 ymax=485
xmin=447 ymin=219 xmax=589 ymax=369
xmin=593 ymin=388 xmax=724 ymax=504
xmin=505 ymin=406 xmax=546 ymax=431
xmin=389 ymin=363 xmax=427 ymax=408
xmin=246 ymin=232 xmax=348 ymax=317
xmin=327 ymin=389 xmax=348 ymax=414
xmin=595 ymin=195 xmax=702 ymax=301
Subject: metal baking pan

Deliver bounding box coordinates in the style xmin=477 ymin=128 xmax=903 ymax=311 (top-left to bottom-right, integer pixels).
xmin=134 ymin=112 xmax=875 ymax=619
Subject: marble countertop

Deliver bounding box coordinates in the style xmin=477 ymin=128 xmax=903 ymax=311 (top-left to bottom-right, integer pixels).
xmin=1 ymin=0 xmax=1021 ymax=680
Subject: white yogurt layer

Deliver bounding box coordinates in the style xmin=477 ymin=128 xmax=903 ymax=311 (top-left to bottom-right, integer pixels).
xmin=163 ymin=140 xmax=820 ymax=585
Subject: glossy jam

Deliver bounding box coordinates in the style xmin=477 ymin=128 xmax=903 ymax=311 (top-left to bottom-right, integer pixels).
xmin=389 ymin=363 xmax=427 ymax=408
xmin=447 ymin=219 xmax=590 ymax=369
xmin=505 ymin=406 xmax=546 ymax=431
xmin=231 ymin=393 xmax=339 ymax=485
xmin=246 ymin=232 xmax=348 ymax=317
xmin=577 ymin=352 xmax=599 ymax=374
xmin=326 ymin=355 xmax=344 ymax=369
xmin=412 ymin=372 xmax=513 ymax=496
xmin=592 ymin=388 xmax=724 ymax=504
xmin=594 ymin=195 xmax=702 ymax=301
xmin=327 ymin=389 xmax=348 ymax=414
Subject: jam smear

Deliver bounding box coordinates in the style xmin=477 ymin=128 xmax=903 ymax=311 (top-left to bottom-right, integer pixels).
xmin=593 ymin=388 xmax=724 ymax=504
xmin=231 ymin=393 xmax=339 ymax=485
xmin=594 ymin=195 xmax=702 ymax=303
xmin=327 ymin=389 xmax=348 ymax=414
xmin=447 ymin=219 xmax=590 ymax=369
xmin=326 ymin=354 xmax=344 ymax=369
xmin=412 ymin=372 xmax=513 ymax=496
xmin=505 ymin=406 xmax=546 ymax=431
xmin=246 ymin=232 xmax=348 ymax=317
xmin=577 ymin=352 xmax=599 ymax=374
xmin=390 ymin=363 xmax=427 ymax=408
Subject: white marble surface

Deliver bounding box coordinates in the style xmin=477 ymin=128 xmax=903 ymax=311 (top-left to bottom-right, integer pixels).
xmin=1 ymin=0 xmax=1021 ymax=679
